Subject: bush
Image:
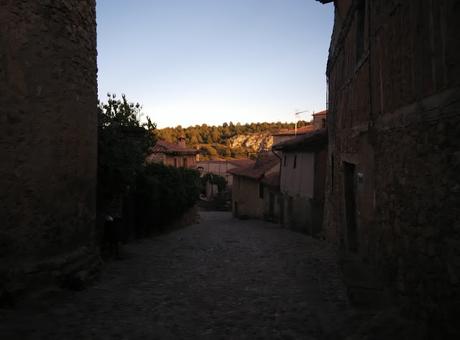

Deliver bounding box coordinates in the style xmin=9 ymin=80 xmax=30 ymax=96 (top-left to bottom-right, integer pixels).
xmin=201 ymin=173 xmax=227 ymax=193
xmin=131 ymin=163 xmax=202 ymax=235
xmin=97 ymin=94 xmax=201 ymax=241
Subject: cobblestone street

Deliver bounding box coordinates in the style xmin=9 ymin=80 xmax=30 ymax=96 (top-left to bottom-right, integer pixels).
xmin=1 ymin=212 xmax=355 ymax=339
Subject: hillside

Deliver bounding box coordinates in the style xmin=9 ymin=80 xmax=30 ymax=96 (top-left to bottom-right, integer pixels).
xmin=228 ymin=132 xmax=273 ymax=153
xmin=156 ymin=121 xmax=310 ymax=159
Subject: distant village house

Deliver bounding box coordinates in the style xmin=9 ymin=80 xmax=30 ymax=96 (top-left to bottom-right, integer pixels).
xmin=272 ymin=126 xmax=315 ymax=145
xmin=197 ymin=159 xmax=256 ymax=200
xmin=230 ymin=110 xmax=328 ymax=229
xmin=228 ymin=154 xmax=279 ymax=219
xmin=272 ymin=110 xmax=327 ymax=145
xmin=146 ymin=136 xmax=198 ymax=168
xmin=196 ymin=159 xmax=255 ymax=187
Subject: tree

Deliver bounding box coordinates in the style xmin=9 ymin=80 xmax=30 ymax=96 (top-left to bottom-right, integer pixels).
xmin=200 ymin=144 xmax=218 ymax=158
xmin=98 ymin=93 xmax=156 ymax=208
xmin=201 ymin=173 xmax=227 ymax=193
xmin=134 ymin=163 xmax=201 ymax=233
xmin=155 ymin=119 xmax=314 ymax=161
xmin=210 ymin=128 xmax=221 ymax=143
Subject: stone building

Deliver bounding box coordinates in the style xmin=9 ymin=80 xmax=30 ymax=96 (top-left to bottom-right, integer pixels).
xmin=228 ymin=154 xmax=279 ymax=219
xmin=196 ymin=159 xmax=255 ymax=201
xmin=146 ymin=137 xmax=198 ymax=168
xmin=0 ymin=1 xmax=99 ymax=302
xmin=260 ymin=172 xmax=282 ymax=223
xmin=272 ymin=125 xmax=315 ymax=145
xmin=273 ymin=129 xmax=328 ymax=235
xmin=311 ymin=110 xmax=327 ymax=130
xmin=318 ymin=0 xmax=460 ymax=334
xmin=196 ymin=159 xmax=255 ymax=188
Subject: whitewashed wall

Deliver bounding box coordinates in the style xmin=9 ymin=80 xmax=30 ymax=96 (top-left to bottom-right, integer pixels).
xmin=280 ymin=152 xmax=315 ymax=198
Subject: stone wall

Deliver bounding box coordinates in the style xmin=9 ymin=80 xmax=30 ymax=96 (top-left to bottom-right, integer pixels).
xmin=323 ymin=0 xmax=460 ymax=334
xmin=0 ymin=0 xmax=98 ymax=301
xmin=374 ymin=93 xmax=460 ymax=330
xmin=232 ymin=177 xmax=264 ymax=219
xmin=283 ymin=196 xmax=312 ymax=233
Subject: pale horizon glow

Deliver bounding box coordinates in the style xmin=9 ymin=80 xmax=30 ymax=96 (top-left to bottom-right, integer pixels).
xmin=96 ymin=0 xmax=333 ymax=128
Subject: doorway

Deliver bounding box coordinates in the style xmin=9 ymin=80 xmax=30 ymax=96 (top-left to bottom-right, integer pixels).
xmin=343 ymin=162 xmax=358 ymax=252
xmin=268 ymin=192 xmax=275 ymax=219
xmin=279 ymin=196 xmax=284 ymax=225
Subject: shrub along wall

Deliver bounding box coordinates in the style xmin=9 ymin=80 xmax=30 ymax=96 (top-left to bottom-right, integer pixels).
xmin=127 ymin=164 xmax=202 ymax=238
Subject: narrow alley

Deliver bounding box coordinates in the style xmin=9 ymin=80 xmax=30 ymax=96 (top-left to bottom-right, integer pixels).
xmin=1 ymin=212 xmax=353 ymax=339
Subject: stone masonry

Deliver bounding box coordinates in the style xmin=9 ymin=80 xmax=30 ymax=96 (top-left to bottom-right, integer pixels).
xmin=0 ymin=212 xmax=361 ymax=339
xmin=321 ymin=0 xmax=460 ymax=336
xmin=0 ymin=0 xmax=99 ymax=302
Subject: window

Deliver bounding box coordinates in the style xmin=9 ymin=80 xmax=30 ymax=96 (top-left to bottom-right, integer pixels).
xmin=293 ymin=155 xmax=297 ymax=169
xmin=283 ymin=155 xmax=287 ymax=167
xmin=183 ymin=157 xmax=188 ymax=168
xmin=356 ymin=0 xmax=365 ymax=62
xmin=174 ymin=158 xmax=178 ymax=167
xmin=259 ymin=183 xmax=264 ymax=199
xmin=322 ymin=118 xmax=326 ymax=128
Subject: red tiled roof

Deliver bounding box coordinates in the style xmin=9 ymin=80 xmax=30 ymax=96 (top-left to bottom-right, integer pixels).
xmin=272 ymin=128 xmax=328 ymax=152
xmin=227 ymin=159 xmax=256 ymax=168
xmin=272 ymin=125 xmax=315 ymax=137
xmin=261 ymin=172 xmax=280 ymax=188
xmin=196 ymin=160 xmax=227 ymax=165
xmin=228 ymin=154 xmax=279 ymax=180
xmin=196 ymin=159 xmax=256 ymax=171
xmin=196 ymin=159 xmax=255 ymax=166
xmin=312 ymin=109 xmax=327 ymax=116
xmin=150 ymin=140 xmax=198 ymax=155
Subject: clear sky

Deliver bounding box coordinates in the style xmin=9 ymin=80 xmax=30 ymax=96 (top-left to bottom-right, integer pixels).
xmin=96 ymin=0 xmax=333 ymax=128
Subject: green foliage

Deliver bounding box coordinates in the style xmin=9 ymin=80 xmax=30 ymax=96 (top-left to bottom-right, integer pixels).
xmin=230 ymin=147 xmax=247 ymax=159
xmin=156 ymin=120 xmax=310 ymax=160
xmin=98 ymin=93 xmax=202 ymax=238
xmin=133 ymin=163 xmax=202 ymax=232
xmin=98 ymin=93 xmax=156 ymax=205
xmin=201 ymin=173 xmax=227 ymax=193
xmin=199 ymin=144 xmax=218 ymax=158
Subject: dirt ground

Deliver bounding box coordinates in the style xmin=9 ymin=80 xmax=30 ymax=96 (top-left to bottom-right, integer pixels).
xmin=1 ymin=211 xmax=363 ymax=339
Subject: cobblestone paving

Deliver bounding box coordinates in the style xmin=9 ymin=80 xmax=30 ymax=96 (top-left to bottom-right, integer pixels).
xmin=1 ymin=212 xmax=354 ymax=339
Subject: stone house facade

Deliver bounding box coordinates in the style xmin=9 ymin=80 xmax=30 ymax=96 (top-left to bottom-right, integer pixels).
xmin=273 ymin=129 xmax=328 ymax=235
xmin=272 ymin=125 xmax=315 ymax=145
xmin=319 ymin=0 xmax=460 ymax=333
xmin=196 ymin=159 xmax=255 ymax=188
xmin=261 ymin=172 xmax=283 ymax=223
xmin=146 ymin=137 xmax=198 ymax=168
xmin=311 ymin=110 xmax=327 ymax=130
xmin=0 ymin=1 xmax=99 ymax=302
xmin=228 ymin=155 xmax=279 ymax=219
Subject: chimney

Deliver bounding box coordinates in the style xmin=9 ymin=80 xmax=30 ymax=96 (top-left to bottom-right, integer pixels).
xmin=177 ymin=135 xmax=186 ymax=148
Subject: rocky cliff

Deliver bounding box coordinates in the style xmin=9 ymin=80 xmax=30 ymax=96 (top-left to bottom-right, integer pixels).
xmin=228 ymin=133 xmax=274 ymax=153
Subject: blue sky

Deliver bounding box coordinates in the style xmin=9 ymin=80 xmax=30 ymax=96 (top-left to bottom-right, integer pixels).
xmin=96 ymin=0 xmax=333 ymax=128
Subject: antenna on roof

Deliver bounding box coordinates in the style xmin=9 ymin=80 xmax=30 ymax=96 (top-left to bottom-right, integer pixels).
xmin=293 ymin=109 xmax=310 ymax=136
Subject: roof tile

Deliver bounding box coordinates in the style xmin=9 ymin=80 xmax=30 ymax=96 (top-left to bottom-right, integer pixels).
xmin=228 ymin=154 xmax=279 ymax=180
xmin=150 ymin=140 xmax=198 ymax=155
